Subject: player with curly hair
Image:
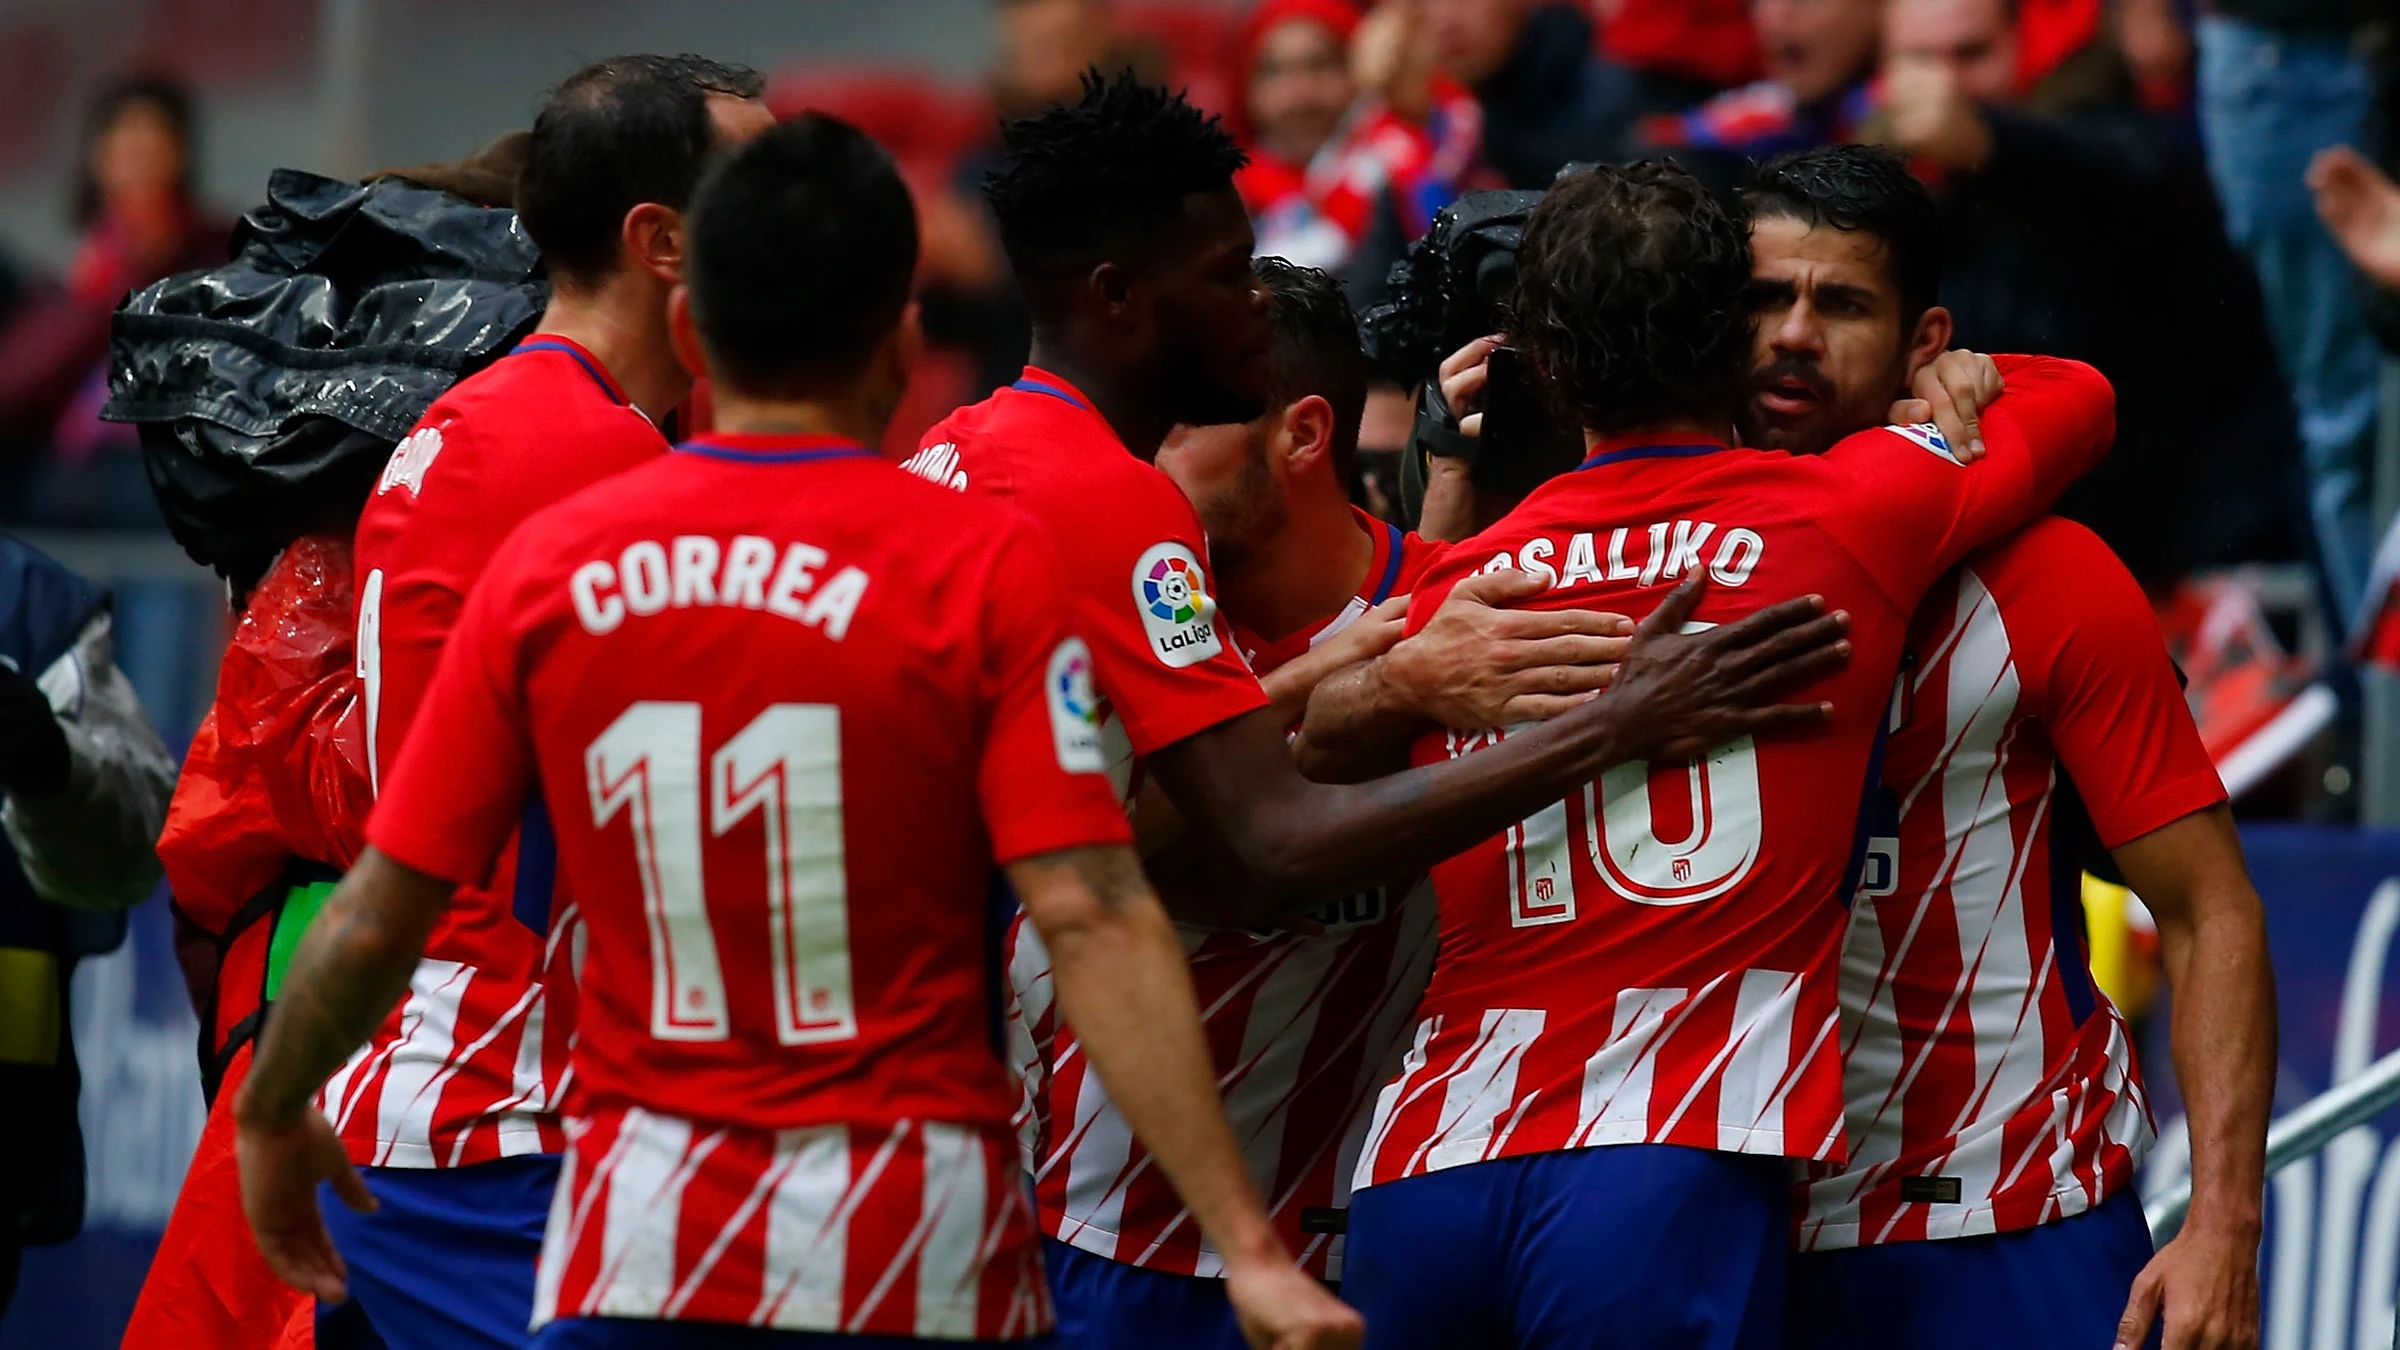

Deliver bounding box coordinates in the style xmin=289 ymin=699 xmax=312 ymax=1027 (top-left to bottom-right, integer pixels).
xmin=1331 ymin=159 xmax=2123 ymax=1349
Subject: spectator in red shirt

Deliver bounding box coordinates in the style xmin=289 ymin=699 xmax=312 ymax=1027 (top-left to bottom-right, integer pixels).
xmin=1638 ymin=0 xmax=1881 ymax=166
xmin=0 ymin=76 xmax=228 ymax=528
xmin=1233 ymin=0 xmax=1485 ymax=280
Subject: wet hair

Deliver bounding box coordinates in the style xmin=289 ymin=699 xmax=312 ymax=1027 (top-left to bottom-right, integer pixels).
xmin=1254 ymin=256 xmax=1367 ymax=482
xmin=1511 ymin=160 xmax=1754 ymax=437
xmin=984 ymin=68 xmax=1248 ymax=291
xmin=1742 ymin=144 xmax=1943 ymax=327
xmin=75 ymin=75 xmax=195 ymax=228
xmin=684 ymin=114 xmax=918 ymax=399
xmin=517 ymin=54 xmax=764 ymax=288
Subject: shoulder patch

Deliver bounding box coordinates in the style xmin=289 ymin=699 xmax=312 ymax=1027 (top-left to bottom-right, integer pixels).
xmin=901 ymin=441 xmax=969 ymax=491
xmin=1885 ymin=421 xmax=1963 ymax=465
xmin=1130 ymin=541 xmax=1226 ymax=669
xmin=1045 ymin=637 xmax=1106 ymax=773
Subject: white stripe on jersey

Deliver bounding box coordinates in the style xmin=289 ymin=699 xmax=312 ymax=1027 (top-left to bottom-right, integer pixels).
xmin=1415 ymin=1008 xmax=1545 ymax=1175
xmin=371 ymin=960 xmax=475 ymax=1166
xmin=1571 ymin=986 xmax=1685 ymax=1148
xmin=911 ymin=1125 xmax=990 ymax=1337
xmin=751 ymin=1125 xmax=855 ymax=1328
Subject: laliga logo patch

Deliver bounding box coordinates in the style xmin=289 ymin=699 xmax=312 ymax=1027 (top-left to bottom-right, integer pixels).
xmin=1886 ymin=421 xmax=1964 ymax=466
xmin=1131 ymin=541 xmax=1224 ymax=669
xmin=1046 ymin=637 xmax=1106 ymax=773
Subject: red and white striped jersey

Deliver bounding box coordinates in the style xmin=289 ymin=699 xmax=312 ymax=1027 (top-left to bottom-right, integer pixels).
xmin=1797 ymin=518 xmax=2224 ymax=1249
xmin=1010 ymin=511 xmax=1445 ymax=1279
xmin=366 ymin=433 xmax=1136 ymax=1337
xmin=530 ymin=1107 xmax=1050 ymax=1338
xmin=1353 ymin=358 xmax=2118 ymax=1191
xmin=335 ymin=336 xmax=666 ymax=1168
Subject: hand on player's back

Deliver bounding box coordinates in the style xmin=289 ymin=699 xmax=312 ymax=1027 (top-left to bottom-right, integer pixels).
xmin=1888 ymin=349 xmax=2005 ymax=462
xmin=1224 ymin=1256 xmax=1367 ymax=1350
xmin=1385 ymin=568 xmax=1635 ymax=728
xmin=1603 ymin=571 xmax=1850 ymax=763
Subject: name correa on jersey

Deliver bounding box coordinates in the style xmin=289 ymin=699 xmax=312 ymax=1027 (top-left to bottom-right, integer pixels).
xmin=565 ymin=534 xmax=869 ymax=640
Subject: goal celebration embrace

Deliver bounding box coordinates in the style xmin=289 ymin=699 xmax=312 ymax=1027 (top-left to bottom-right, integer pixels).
xmin=43 ymin=5 xmax=2348 ymax=1347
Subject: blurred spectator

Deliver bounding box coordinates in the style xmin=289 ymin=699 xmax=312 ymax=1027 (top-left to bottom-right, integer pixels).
xmin=1233 ymin=0 xmax=1485 ymax=279
xmin=1597 ymin=0 xmax=1763 ymax=91
xmin=2311 ymin=144 xmax=2400 ymax=351
xmin=0 ymin=534 xmax=177 ymax=1317
xmin=0 ymin=76 xmax=228 ymax=530
xmin=1640 ymin=0 xmax=1882 ymax=164
xmin=2196 ymin=0 xmax=2377 ymax=627
xmin=1868 ymin=0 xmax=2303 ymax=588
xmin=1424 ymin=0 xmax=1690 ymax=187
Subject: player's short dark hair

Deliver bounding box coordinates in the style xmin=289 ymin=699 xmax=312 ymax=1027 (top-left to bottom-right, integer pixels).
xmin=1742 ymin=144 xmax=1942 ymax=328
xmin=1511 ymin=160 xmax=1754 ymax=437
xmin=1254 ymin=256 xmax=1367 ymax=483
xmin=517 ymin=54 xmax=764 ymax=288
xmin=984 ymin=69 xmax=1248 ymax=287
xmin=684 ymin=115 xmax=919 ymax=399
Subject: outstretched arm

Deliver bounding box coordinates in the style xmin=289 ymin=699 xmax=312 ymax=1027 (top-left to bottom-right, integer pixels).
xmin=1012 ymin=845 xmax=1363 ymax=1350
xmin=234 ymin=849 xmax=454 ymax=1302
xmin=1152 ymin=573 xmax=1849 ymax=923
xmin=2109 ymin=806 xmax=2271 ymax=1350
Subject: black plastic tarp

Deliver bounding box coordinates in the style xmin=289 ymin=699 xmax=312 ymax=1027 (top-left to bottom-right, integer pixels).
xmin=104 ymin=168 xmax=545 ymax=586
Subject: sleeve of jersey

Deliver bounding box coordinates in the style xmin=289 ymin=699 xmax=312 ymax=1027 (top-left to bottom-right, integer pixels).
xmin=1823 ymin=355 xmax=2116 ymax=605
xmin=2028 ymin=524 xmax=2228 ymax=848
xmin=365 ymin=551 xmax=542 ymax=887
xmin=1068 ymin=479 xmax=1269 ymax=755
xmin=976 ymin=522 xmax=1137 ymax=863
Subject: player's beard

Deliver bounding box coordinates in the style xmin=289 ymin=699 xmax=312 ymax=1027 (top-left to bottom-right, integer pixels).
xmin=1195 ymin=425 xmax=1288 ymax=578
xmin=1739 ymin=353 xmax=1904 ymax=457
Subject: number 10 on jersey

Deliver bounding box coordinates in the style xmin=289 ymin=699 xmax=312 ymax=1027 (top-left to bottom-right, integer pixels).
xmin=586 ymin=702 xmax=858 ymax=1047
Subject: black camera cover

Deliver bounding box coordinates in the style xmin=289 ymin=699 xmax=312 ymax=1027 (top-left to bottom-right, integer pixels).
xmin=104 ymin=169 xmax=547 ymax=587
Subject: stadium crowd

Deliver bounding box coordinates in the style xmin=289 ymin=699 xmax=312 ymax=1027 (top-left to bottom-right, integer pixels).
xmin=0 ymin=0 xmax=2385 ymax=1347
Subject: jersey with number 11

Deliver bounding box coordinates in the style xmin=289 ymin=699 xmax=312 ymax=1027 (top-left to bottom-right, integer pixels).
xmin=1354 ymin=357 xmax=2117 ymax=1188
xmin=366 ymin=433 xmax=1134 ymax=1340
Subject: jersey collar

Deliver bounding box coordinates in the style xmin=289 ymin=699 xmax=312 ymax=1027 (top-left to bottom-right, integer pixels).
xmin=1011 ymin=367 xmax=1095 ymax=412
xmin=1576 ymin=431 xmax=1734 ymax=473
xmin=674 ymin=431 xmax=878 ymax=464
xmin=1239 ymin=507 xmax=1408 ymax=673
xmin=513 ymin=335 xmax=629 ymax=407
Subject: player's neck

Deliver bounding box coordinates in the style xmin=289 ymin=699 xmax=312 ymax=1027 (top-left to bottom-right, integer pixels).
xmin=1222 ymin=491 xmax=1375 ymax=644
xmin=707 ymin=387 xmax=883 ymax=447
xmin=1023 ymin=339 xmax=1172 ymax=462
xmin=536 ymin=283 xmax=691 ymax=427
xmin=1581 ymin=416 xmax=1737 ymax=454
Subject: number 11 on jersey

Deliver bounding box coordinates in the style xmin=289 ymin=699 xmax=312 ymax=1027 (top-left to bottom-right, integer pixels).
xmin=586 ymin=701 xmax=858 ymax=1047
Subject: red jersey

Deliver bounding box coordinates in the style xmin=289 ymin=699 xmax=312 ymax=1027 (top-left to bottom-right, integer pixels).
xmin=1017 ymin=510 xmax=1446 ymax=1279
xmin=336 ymin=336 xmax=667 ymax=1168
xmin=1354 ymin=356 xmax=2116 ymax=1188
xmin=1798 ymin=518 xmax=2222 ymax=1248
xmin=366 ymin=433 xmax=1133 ymax=1338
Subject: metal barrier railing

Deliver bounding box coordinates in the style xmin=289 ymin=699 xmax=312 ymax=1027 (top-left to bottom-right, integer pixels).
xmin=2147 ymin=1045 xmax=2400 ymax=1243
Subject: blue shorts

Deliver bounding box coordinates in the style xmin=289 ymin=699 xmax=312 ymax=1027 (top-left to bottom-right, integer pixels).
xmin=532 ymin=1318 xmax=1061 ymax=1348
xmin=316 ymin=1153 xmax=560 ymax=1350
xmin=1785 ymin=1186 xmax=2159 ymax=1350
xmin=1043 ymin=1236 xmax=1245 ymax=1350
xmin=1344 ymin=1145 xmax=1788 ymax=1350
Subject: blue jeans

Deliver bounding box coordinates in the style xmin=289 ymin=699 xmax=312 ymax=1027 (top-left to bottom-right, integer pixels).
xmin=2198 ymin=15 xmax=2380 ymax=627
xmin=1785 ymin=1187 xmax=2160 ymax=1350
xmin=1344 ymin=1146 xmax=1787 ymax=1350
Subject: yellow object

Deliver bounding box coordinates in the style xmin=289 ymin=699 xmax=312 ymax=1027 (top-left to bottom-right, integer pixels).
xmin=2082 ymin=874 xmax=2160 ymax=1018
xmin=0 ymin=946 xmax=61 ymax=1066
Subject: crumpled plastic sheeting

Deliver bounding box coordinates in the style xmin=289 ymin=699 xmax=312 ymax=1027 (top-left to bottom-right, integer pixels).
xmin=157 ymin=533 xmax=370 ymax=935
xmin=106 ymin=168 xmax=545 ymax=583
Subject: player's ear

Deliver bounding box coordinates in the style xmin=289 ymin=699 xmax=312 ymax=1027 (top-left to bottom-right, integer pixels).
xmin=1903 ymin=305 xmax=1954 ymax=386
xmin=667 ymin=285 xmax=706 ymax=382
xmin=1089 ymin=261 xmax=1133 ymax=319
xmin=1281 ymin=394 xmax=1337 ymax=474
xmin=623 ymin=202 xmax=687 ymax=285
